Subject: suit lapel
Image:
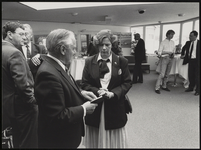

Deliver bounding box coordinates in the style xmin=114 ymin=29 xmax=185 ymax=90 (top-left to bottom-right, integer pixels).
xmin=91 ymin=55 xmax=102 ymax=87
xmin=31 ymin=42 xmax=38 ymax=56
xmin=45 ymin=57 xmax=82 ymax=95
xmin=19 ymin=46 xmax=25 ymax=57
xmin=108 ymin=54 xmax=120 ymax=89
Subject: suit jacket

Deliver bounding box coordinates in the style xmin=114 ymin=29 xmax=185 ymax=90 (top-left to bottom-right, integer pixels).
xmin=35 ymin=56 xmax=87 ymax=148
xmin=2 ymin=41 xmax=36 ymax=128
xmin=87 ymin=43 xmax=99 ymax=56
xmin=181 ymin=40 xmax=200 ymax=65
xmin=19 ymin=42 xmax=47 ymax=79
xmin=81 ymin=53 xmax=132 ymax=130
xmin=134 ymin=38 xmax=146 ymax=62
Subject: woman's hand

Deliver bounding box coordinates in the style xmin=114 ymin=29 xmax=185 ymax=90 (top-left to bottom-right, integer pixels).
xmin=97 ymin=88 xmax=108 ymax=96
xmin=104 ymin=91 xmax=114 ymax=99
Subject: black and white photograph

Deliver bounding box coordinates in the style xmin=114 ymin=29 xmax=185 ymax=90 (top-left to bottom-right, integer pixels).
xmin=2 ymin=2 xmax=199 ymax=149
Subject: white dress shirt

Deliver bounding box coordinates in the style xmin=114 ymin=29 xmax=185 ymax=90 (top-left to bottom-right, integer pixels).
xmin=189 ymin=39 xmax=197 ymax=59
xmin=22 ymin=43 xmax=32 ymax=59
xmin=97 ymin=53 xmax=112 ymax=89
xmin=158 ymin=38 xmax=175 ymax=56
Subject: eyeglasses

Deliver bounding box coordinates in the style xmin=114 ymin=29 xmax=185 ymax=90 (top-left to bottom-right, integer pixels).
xmin=14 ymin=32 xmax=25 ymax=37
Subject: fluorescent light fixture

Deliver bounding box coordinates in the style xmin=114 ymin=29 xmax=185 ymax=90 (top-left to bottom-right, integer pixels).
xmin=20 ymin=2 xmax=163 ymax=10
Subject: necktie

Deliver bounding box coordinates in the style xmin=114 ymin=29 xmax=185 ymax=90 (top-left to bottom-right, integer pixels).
xmin=99 ymin=59 xmax=110 ymax=78
xmin=65 ymin=67 xmax=74 ymax=81
xmin=189 ymin=42 xmax=194 ymax=59
xmin=26 ymin=45 xmax=31 ymax=58
xmin=65 ymin=66 xmax=81 ymax=90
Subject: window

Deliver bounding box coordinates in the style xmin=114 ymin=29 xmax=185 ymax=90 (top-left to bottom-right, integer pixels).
xmin=181 ymin=21 xmax=193 ymax=46
xmin=130 ymin=18 xmax=198 ymax=54
xmin=145 ymin=25 xmax=160 ymax=54
xmin=162 ymin=23 xmax=180 ymax=45
xmin=194 ymin=20 xmax=199 ymax=39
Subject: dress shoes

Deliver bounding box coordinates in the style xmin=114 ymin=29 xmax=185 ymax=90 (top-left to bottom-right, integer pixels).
xmin=194 ymin=92 xmax=199 ymax=96
xmin=185 ymin=88 xmax=193 ymax=92
xmin=161 ymin=87 xmax=170 ymax=91
xmin=155 ymin=90 xmax=160 ymax=94
xmin=137 ymin=80 xmax=143 ymax=83
xmin=133 ymin=82 xmax=137 ymax=84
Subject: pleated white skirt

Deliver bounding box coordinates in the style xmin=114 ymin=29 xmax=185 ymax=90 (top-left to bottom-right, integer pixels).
xmin=83 ymin=102 xmax=128 ymax=148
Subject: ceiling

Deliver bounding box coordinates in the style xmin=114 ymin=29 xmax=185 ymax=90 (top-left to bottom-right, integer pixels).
xmin=2 ymin=2 xmax=199 ymax=27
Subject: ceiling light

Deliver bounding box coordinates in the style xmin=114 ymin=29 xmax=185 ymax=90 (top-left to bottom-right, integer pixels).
xmin=20 ymin=2 xmax=165 ymax=10
xmin=72 ymin=12 xmax=78 ymax=16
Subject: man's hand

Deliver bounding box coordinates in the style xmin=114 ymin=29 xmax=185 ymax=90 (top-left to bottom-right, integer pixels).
xmin=31 ymin=54 xmax=41 ymax=66
xmin=81 ymin=90 xmax=97 ymax=101
xmin=82 ymin=101 xmax=98 ymax=114
xmin=180 ymin=55 xmax=185 ymax=59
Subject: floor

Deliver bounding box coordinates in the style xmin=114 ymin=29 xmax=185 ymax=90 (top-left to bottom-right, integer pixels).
xmin=78 ymin=71 xmax=200 ymax=148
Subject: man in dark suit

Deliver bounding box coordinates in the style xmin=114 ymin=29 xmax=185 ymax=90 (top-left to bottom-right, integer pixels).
xmin=2 ymin=21 xmax=38 ymax=148
xmin=34 ymin=29 xmax=98 ymax=148
xmin=181 ymin=30 xmax=200 ymax=96
xmin=20 ymin=24 xmax=47 ymax=79
xmin=87 ymin=36 xmax=99 ymax=56
xmin=132 ymin=33 xmax=146 ymax=83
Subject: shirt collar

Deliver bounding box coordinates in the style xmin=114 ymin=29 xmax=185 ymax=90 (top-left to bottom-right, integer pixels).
xmin=23 ymin=42 xmax=31 ymax=48
xmin=47 ymin=54 xmax=66 ymax=71
xmin=97 ymin=53 xmax=112 ymax=62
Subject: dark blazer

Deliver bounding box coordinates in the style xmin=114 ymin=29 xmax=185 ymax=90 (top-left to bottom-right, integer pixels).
xmin=87 ymin=43 xmax=99 ymax=56
xmin=2 ymin=41 xmax=36 ymax=125
xmin=35 ymin=56 xmax=87 ymax=148
xmin=81 ymin=53 xmax=132 ymax=130
xmin=181 ymin=40 xmax=200 ymax=65
xmin=19 ymin=42 xmax=47 ymax=79
xmin=134 ymin=38 xmax=146 ymax=62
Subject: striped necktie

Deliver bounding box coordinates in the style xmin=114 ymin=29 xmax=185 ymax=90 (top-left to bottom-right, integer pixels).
xmin=26 ymin=45 xmax=31 ymax=58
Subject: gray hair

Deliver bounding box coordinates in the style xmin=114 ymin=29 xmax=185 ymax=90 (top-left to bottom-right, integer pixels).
xmin=23 ymin=24 xmax=33 ymax=35
xmin=46 ymin=29 xmax=75 ymax=55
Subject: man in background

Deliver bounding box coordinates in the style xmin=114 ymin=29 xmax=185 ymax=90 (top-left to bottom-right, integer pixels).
xmin=132 ymin=33 xmax=146 ymax=84
xmin=2 ymin=21 xmax=38 ymax=148
xmin=155 ymin=30 xmax=175 ymax=94
xmin=20 ymin=24 xmax=47 ymax=79
xmin=181 ymin=30 xmax=200 ymax=96
xmin=87 ymin=36 xmax=99 ymax=56
xmin=37 ymin=36 xmax=47 ymax=50
xmin=111 ymin=35 xmax=123 ymax=56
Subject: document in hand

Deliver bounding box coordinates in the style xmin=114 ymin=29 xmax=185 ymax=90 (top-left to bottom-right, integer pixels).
xmin=91 ymin=96 xmax=104 ymax=104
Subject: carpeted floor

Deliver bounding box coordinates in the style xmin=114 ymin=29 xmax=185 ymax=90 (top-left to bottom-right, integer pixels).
xmin=79 ymin=71 xmax=200 ymax=148
xmin=126 ymin=71 xmax=199 ymax=148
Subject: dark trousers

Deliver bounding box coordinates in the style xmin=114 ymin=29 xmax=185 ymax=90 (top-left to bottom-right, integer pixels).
xmin=133 ymin=61 xmax=143 ymax=82
xmin=188 ymin=59 xmax=199 ymax=93
xmin=11 ymin=104 xmax=38 ymax=148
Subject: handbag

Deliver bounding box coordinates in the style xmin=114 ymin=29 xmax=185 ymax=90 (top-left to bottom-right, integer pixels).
xmin=124 ymin=95 xmax=132 ymax=114
xmin=2 ymin=127 xmax=13 ymax=148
